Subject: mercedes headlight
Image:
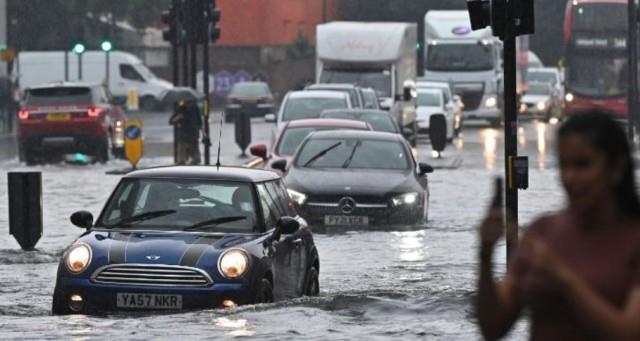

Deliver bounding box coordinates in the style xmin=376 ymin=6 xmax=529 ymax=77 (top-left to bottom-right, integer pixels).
xmin=287 ymin=189 xmax=307 ymax=205
xmin=65 ymin=243 xmax=92 ymax=274
xmin=565 ymin=92 xmax=574 ymax=103
xmin=485 ymin=97 xmax=497 ymax=108
xmin=536 ymin=101 xmax=547 ymax=111
xmin=219 ymin=249 xmax=249 ymax=279
xmin=391 ymin=192 xmax=419 ymax=207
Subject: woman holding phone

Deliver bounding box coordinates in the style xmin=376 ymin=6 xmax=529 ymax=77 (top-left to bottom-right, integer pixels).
xmin=477 ymin=111 xmax=640 ymax=340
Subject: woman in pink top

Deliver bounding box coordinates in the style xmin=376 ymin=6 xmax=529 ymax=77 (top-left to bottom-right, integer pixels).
xmin=477 ymin=111 xmax=640 ymax=340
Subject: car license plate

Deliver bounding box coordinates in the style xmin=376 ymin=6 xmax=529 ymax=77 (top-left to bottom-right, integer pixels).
xmin=116 ymin=293 xmax=182 ymax=310
xmin=324 ymin=215 xmax=369 ymax=226
xmin=47 ymin=113 xmax=71 ymax=121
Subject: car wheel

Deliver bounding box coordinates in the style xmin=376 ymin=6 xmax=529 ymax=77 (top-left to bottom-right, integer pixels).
xmin=253 ymin=278 xmax=274 ymax=304
xmin=95 ymin=138 xmax=110 ymax=164
xmin=51 ymin=289 xmax=70 ymax=315
xmin=304 ymin=267 xmax=320 ymax=296
xmin=140 ymin=96 xmax=157 ymax=112
xmin=224 ymin=112 xmax=234 ymax=123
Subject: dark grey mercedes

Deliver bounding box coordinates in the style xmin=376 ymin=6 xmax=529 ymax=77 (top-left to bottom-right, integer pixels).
xmin=272 ymin=130 xmax=434 ymax=231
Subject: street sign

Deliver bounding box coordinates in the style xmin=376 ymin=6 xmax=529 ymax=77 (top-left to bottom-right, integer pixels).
xmin=124 ymin=120 xmax=143 ymax=167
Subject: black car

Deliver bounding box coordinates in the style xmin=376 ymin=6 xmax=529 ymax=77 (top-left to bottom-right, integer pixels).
xmin=52 ymin=166 xmax=319 ymax=314
xmin=273 ymin=130 xmax=434 ymax=231
xmin=319 ymin=109 xmax=404 ymax=135
xmin=225 ymin=81 xmax=274 ymax=123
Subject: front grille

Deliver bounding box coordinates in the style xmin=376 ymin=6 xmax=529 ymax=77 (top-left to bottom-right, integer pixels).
xmin=459 ymin=91 xmax=484 ymax=110
xmin=91 ymin=264 xmax=213 ymax=287
xmin=308 ymin=195 xmax=387 ymax=205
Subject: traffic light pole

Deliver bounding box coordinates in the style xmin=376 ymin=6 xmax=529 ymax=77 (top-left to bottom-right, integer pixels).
xmin=203 ymin=32 xmax=211 ymax=165
xmin=504 ymin=0 xmax=519 ymax=263
xmin=78 ymin=53 xmax=83 ymax=81
xmin=172 ymin=0 xmax=179 ymax=86
xmin=628 ymin=0 xmax=638 ymax=143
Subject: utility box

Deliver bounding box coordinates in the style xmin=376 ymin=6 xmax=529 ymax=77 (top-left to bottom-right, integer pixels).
xmin=429 ymin=114 xmax=447 ymax=153
xmin=8 ymin=172 xmax=42 ymax=250
xmin=235 ymin=111 xmax=252 ymax=156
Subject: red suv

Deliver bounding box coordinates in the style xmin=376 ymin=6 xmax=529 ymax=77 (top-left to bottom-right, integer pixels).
xmin=17 ymin=83 xmax=127 ymax=164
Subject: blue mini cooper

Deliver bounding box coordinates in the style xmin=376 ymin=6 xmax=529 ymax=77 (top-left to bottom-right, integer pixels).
xmin=52 ymin=166 xmax=320 ymax=314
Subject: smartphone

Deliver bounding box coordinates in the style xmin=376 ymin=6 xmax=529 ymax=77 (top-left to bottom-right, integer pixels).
xmin=492 ymin=177 xmax=503 ymax=208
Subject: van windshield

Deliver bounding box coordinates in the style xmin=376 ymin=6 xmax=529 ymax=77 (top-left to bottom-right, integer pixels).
xmin=427 ymin=44 xmax=495 ymax=71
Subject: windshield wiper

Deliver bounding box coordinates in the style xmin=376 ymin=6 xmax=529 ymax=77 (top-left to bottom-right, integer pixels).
xmin=303 ymin=142 xmax=342 ymax=167
xmin=184 ymin=216 xmax=247 ymax=231
xmin=342 ymin=140 xmax=361 ymax=168
xmin=111 ymin=210 xmax=176 ymax=227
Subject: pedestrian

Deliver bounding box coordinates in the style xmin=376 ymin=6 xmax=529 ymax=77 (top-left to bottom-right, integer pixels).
xmin=477 ymin=111 xmax=640 ymax=340
xmin=169 ymin=98 xmax=202 ymax=165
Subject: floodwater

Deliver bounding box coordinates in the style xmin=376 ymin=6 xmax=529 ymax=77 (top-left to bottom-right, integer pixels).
xmin=0 ymin=122 xmax=570 ymax=340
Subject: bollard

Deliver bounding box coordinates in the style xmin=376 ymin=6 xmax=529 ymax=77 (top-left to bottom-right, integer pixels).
xmin=429 ymin=114 xmax=447 ymax=153
xmin=8 ymin=172 xmax=43 ymax=250
xmin=235 ymin=111 xmax=252 ymax=156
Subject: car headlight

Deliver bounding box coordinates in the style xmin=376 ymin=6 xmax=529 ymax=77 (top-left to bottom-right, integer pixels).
xmin=536 ymin=101 xmax=547 ymax=111
xmin=65 ymin=243 xmax=92 ymax=274
xmin=565 ymin=92 xmax=574 ymax=103
xmin=391 ymin=192 xmax=419 ymax=207
xmin=287 ymin=189 xmax=307 ymax=205
xmin=485 ymin=97 xmax=497 ymax=108
xmin=219 ymin=249 xmax=249 ymax=279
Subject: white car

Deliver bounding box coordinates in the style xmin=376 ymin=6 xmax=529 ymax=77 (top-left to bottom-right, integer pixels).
xmin=528 ymin=67 xmax=564 ymax=99
xmin=416 ymin=88 xmax=455 ymax=142
xmin=417 ymin=80 xmax=462 ymax=135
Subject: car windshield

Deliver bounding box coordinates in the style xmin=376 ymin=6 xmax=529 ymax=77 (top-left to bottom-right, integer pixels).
xmin=320 ymin=70 xmax=392 ymax=98
xmin=282 ymin=97 xmax=348 ymax=121
xmin=417 ymin=91 xmax=442 ymax=107
xmin=426 ymin=44 xmax=495 ymax=71
xmin=229 ymin=83 xmax=270 ymax=98
xmin=25 ymin=87 xmax=93 ymax=105
xmin=295 ymin=138 xmax=410 ymax=170
xmin=322 ymin=112 xmax=397 ymax=133
xmin=528 ymin=71 xmax=557 ymax=86
xmin=96 ymin=178 xmax=259 ymax=232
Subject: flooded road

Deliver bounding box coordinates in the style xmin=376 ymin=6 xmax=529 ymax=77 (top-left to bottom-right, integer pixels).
xmin=0 ymin=120 xmax=570 ymax=340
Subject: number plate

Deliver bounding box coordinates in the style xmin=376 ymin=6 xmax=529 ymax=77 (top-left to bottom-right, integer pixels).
xmin=324 ymin=215 xmax=369 ymax=226
xmin=116 ymin=293 xmax=182 ymax=310
xmin=47 ymin=113 xmax=71 ymax=121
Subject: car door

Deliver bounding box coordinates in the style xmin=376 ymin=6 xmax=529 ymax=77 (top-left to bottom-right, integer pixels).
xmin=258 ymin=182 xmax=305 ymax=300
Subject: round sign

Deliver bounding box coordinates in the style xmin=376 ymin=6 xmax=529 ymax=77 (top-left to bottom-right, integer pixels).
xmin=233 ymin=70 xmax=253 ymax=84
xmin=214 ymin=70 xmax=234 ymax=96
xmin=125 ymin=125 xmax=142 ymax=140
xmin=452 ymin=26 xmax=472 ymax=36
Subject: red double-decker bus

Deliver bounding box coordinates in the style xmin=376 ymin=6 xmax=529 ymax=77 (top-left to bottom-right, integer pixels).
xmin=563 ymin=0 xmax=629 ymax=120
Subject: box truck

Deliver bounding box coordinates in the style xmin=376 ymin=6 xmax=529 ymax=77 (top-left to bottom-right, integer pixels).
xmin=316 ymin=22 xmax=418 ymax=145
xmin=14 ymin=51 xmax=173 ymax=111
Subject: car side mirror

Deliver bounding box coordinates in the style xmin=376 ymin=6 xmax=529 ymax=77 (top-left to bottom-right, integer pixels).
xmin=271 ymin=159 xmax=287 ymax=173
xmin=418 ymin=162 xmax=434 ymax=175
xmin=264 ymin=113 xmax=276 ymax=123
xmin=250 ymin=144 xmax=268 ymax=159
xmin=276 ymin=216 xmax=300 ymax=235
xmin=70 ymin=211 xmax=93 ymax=229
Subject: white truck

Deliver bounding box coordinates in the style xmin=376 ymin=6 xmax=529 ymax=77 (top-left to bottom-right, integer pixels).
xmin=316 ymin=22 xmax=418 ymax=145
xmin=424 ymin=11 xmax=503 ymax=126
xmin=14 ymin=51 xmax=173 ymax=111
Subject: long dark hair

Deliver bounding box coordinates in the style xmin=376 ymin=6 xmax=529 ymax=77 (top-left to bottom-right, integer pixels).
xmin=558 ymin=111 xmax=640 ymax=217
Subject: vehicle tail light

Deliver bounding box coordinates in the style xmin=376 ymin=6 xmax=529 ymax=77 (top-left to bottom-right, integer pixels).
xmin=87 ymin=107 xmax=103 ymax=117
xmin=228 ymin=98 xmax=240 ymax=104
xmin=18 ymin=110 xmax=29 ymax=120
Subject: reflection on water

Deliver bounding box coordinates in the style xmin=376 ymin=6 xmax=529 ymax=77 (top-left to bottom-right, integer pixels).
xmin=481 ymin=129 xmax=498 ymax=170
xmin=391 ymin=230 xmax=427 ymax=262
xmin=536 ymin=121 xmax=547 ymax=169
xmin=215 ymin=317 xmax=255 ymax=337
xmin=518 ymin=127 xmax=526 ymax=148
xmin=455 ymin=134 xmax=464 ymax=150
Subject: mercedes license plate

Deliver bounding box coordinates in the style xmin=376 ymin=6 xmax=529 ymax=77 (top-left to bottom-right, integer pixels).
xmin=324 ymin=215 xmax=369 ymax=226
xmin=116 ymin=293 xmax=182 ymax=309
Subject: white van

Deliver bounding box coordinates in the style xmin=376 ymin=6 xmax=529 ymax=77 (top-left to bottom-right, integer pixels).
xmin=14 ymin=51 xmax=173 ymax=110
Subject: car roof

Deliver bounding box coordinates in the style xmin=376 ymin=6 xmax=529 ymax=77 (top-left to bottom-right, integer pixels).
xmin=286 ymin=118 xmax=370 ymax=129
xmin=320 ymin=108 xmax=391 ymax=116
xmin=124 ymin=166 xmax=280 ymax=182
xmin=528 ymin=67 xmax=559 ymax=74
xmin=307 ymin=129 xmax=403 ymax=142
xmin=232 ymin=81 xmax=268 ymax=87
xmin=416 ymin=80 xmax=450 ymax=88
xmin=417 ymin=87 xmax=444 ymax=94
xmin=286 ymin=90 xmax=348 ymax=99
xmin=306 ymin=83 xmax=358 ymax=90
xmin=26 ymin=81 xmax=103 ymax=90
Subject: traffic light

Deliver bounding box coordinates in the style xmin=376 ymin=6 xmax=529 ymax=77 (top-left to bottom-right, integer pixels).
xmin=207 ymin=2 xmax=221 ymax=43
xmin=161 ymin=6 xmax=178 ymax=44
xmin=100 ymin=40 xmax=113 ymax=52
xmin=72 ymin=43 xmax=85 ymax=55
xmin=466 ymin=0 xmax=533 ymax=39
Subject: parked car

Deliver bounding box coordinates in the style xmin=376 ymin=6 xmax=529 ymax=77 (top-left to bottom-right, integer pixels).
xmin=225 ymin=81 xmax=275 ymax=123
xmin=519 ymin=81 xmax=563 ymax=121
xmin=305 ymin=83 xmax=364 ymax=108
xmin=416 ymin=80 xmax=463 ymax=136
xmin=276 ymin=130 xmax=434 ymax=230
xmin=52 ymin=166 xmax=320 ymax=315
xmin=416 ymin=88 xmax=456 ymax=142
xmin=319 ymin=109 xmax=403 ymax=135
xmin=251 ymin=118 xmax=371 ymax=174
xmin=156 ymin=87 xmax=205 ymax=112
xmin=17 ymin=82 xmax=127 ymax=165
xmin=360 ymin=87 xmax=381 ymax=110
